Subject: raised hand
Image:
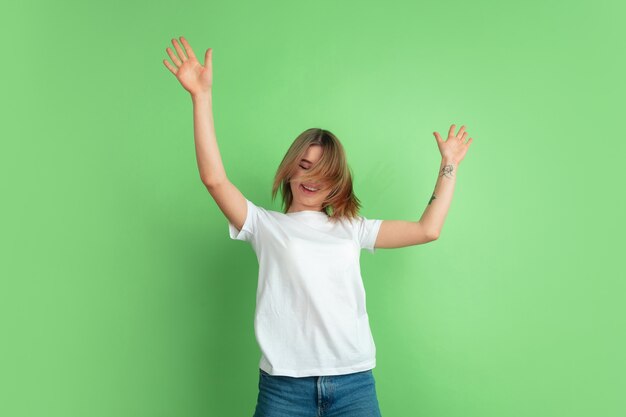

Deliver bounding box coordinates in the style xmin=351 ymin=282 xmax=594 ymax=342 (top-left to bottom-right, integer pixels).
xmin=433 ymin=124 xmax=474 ymax=165
xmin=163 ymin=36 xmax=212 ymax=96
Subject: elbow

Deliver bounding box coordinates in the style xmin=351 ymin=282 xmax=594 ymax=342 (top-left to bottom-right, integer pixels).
xmin=202 ymin=176 xmax=227 ymax=189
xmin=428 ymin=230 xmax=440 ymax=241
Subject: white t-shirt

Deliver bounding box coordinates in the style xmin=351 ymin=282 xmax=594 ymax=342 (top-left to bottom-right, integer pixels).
xmin=228 ymin=198 xmax=383 ymax=377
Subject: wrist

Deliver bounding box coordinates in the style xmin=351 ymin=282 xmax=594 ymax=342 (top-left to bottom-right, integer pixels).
xmin=191 ymin=90 xmax=212 ymax=102
xmin=441 ymin=157 xmax=459 ymax=167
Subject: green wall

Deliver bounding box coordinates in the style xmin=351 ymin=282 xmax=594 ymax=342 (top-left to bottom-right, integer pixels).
xmin=1 ymin=0 xmax=624 ymax=416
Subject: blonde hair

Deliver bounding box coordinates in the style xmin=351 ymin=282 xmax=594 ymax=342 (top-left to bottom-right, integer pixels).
xmin=271 ymin=128 xmax=365 ymax=223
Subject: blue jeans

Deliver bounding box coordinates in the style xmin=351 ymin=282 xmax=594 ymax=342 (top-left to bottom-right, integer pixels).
xmin=253 ymin=368 xmax=382 ymax=417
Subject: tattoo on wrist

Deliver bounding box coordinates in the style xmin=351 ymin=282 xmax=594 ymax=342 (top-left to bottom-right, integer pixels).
xmin=428 ymin=193 xmax=437 ymax=205
xmin=440 ymin=164 xmax=455 ymax=179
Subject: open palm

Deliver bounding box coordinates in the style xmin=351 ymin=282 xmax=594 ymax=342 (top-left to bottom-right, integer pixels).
xmin=434 ymin=124 xmax=473 ymax=164
xmin=163 ymin=36 xmax=212 ymax=96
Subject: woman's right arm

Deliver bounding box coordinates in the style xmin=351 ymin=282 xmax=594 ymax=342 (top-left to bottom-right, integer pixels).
xmin=163 ymin=36 xmax=248 ymax=230
xmin=192 ymin=92 xmax=251 ymax=229
xmin=193 ymin=92 xmax=249 ymax=231
xmin=191 ymin=92 xmax=226 ymax=186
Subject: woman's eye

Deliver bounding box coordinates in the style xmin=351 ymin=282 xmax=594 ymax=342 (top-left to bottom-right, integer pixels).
xmin=300 ymin=165 xmax=308 ymax=170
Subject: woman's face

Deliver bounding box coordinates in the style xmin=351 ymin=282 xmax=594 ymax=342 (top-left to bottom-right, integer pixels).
xmin=288 ymin=145 xmax=332 ymax=213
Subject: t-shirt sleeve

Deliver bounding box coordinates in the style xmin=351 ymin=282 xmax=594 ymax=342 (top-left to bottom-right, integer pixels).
xmin=228 ymin=199 xmax=261 ymax=243
xmin=356 ymin=216 xmax=383 ymax=254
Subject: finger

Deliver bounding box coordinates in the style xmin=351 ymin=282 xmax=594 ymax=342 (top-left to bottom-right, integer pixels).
xmin=166 ymin=47 xmax=182 ymax=67
xmin=433 ymin=132 xmax=443 ymax=143
xmin=460 ymin=131 xmax=468 ymax=142
xmin=163 ymin=59 xmax=177 ymax=76
xmin=179 ymin=36 xmax=197 ymax=61
xmin=448 ymin=124 xmax=456 ymax=138
xmin=457 ymin=125 xmax=465 ymax=138
xmin=466 ymin=137 xmax=473 ymax=146
xmin=172 ymin=38 xmax=187 ymax=62
xmin=204 ymin=48 xmax=212 ymax=69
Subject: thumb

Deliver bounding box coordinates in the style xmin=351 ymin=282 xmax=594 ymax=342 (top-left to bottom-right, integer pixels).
xmin=204 ymin=48 xmax=212 ymax=67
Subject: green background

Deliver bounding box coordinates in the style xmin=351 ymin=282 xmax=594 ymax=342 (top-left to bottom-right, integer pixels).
xmin=2 ymin=0 xmax=624 ymax=416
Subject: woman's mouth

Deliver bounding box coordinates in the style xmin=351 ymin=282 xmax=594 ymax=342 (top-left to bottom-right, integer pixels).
xmin=300 ymin=184 xmax=319 ymax=194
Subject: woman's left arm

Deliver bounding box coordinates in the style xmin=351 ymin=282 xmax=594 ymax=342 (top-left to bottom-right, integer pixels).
xmin=419 ymin=156 xmax=460 ymax=239
xmin=421 ymin=124 xmax=473 ymax=238
xmin=374 ymin=124 xmax=473 ymax=249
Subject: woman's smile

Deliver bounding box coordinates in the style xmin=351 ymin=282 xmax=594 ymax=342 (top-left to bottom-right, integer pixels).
xmin=300 ymin=184 xmax=319 ymax=195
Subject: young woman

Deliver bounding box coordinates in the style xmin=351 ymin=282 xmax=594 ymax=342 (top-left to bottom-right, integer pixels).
xmin=163 ymin=36 xmax=473 ymax=417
